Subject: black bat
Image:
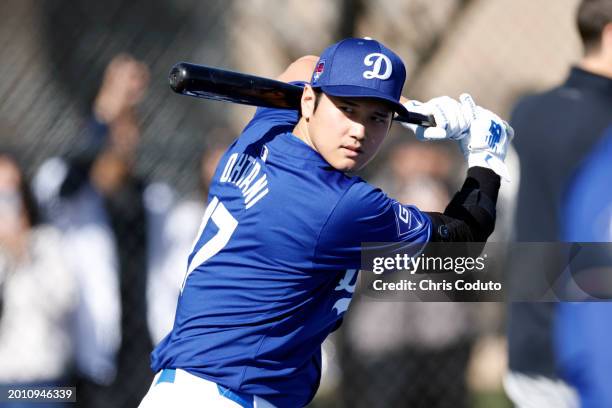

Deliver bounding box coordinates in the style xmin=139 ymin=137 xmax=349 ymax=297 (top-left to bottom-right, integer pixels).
xmin=168 ymin=62 xmax=436 ymax=127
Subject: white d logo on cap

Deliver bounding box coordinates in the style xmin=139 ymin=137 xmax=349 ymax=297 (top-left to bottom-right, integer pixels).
xmin=363 ymin=53 xmax=392 ymax=80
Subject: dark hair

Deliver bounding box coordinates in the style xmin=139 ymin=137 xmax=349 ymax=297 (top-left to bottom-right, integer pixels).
xmin=577 ymin=0 xmax=612 ymax=54
xmin=313 ymin=88 xmax=323 ymax=110
xmin=0 ymin=150 xmax=40 ymax=227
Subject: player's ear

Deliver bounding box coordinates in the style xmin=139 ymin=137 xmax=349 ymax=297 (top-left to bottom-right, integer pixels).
xmin=301 ymin=85 xmax=316 ymax=121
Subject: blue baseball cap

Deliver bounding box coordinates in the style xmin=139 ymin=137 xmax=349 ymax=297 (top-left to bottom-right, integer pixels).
xmin=310 ymin=38 xmax=409 ymax=117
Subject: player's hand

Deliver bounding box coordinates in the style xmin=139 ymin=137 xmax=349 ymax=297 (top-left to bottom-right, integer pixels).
xmin=402 ymin=96 xmax=472 ymax=141
xmin=93 ymin=54 xmax=150 ymax=124
xmin=458 ymin=94 xmax=514 ymax=181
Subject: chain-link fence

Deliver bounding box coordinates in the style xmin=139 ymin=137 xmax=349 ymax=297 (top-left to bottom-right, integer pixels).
xmin=0 ymin=0 xmax=582 ymax=407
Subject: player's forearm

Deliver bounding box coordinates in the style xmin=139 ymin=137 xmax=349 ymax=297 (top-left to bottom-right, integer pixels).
xmin=427 ymin=167 xmax=500 ymax=242
xmin=59 ymin=116 xmax=110 ymax=198
xmin=276 ymin=55 xmax=319 ymax=83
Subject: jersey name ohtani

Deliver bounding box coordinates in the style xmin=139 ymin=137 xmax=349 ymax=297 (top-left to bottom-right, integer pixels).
xmin=219 ymin=152 xmax=269 ymax=209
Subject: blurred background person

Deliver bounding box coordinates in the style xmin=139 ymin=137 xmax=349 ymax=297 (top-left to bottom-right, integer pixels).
xmin=557 ymin=124 xmax=612 ymax=408
xmin=162 ymin=140 xmax=228 ymax=256
xmin=506 ymin=0 xmax=612 ymax=407
xmin=198 ymin=141 xmax=229 ymax=201
xmin=0 ymin=150 xmax=75 ymax=408
xmin=32 ymin=54 xmax=190 ymax=408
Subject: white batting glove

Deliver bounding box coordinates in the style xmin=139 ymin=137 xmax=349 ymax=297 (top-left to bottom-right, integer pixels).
xmin=458 ymin=94 xmax=514 ymax=181
xmin=401 ymin=96 xmax=472 ymax=141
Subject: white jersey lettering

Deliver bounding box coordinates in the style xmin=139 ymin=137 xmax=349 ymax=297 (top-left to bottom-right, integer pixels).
xmin=219 ymin=153 xmax=269 ymax=209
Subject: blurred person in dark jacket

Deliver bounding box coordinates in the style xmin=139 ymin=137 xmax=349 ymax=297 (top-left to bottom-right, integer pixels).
xmin=33 ymin=54 xmax=188 ymax=408
xmin=0 ymin=151 xmax=75 ymax=408
xmin=506 ymin=1 xmax=612 ymax=407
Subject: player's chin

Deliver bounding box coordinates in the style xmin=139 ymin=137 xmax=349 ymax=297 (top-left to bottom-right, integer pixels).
xmin=333 ymin=156 xmax=366 ymax=172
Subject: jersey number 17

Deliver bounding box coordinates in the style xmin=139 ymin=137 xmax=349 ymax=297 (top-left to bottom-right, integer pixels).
xmin=181 ymin=196 xmax=238 ymax=291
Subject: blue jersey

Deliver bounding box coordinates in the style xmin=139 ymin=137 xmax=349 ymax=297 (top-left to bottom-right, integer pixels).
xmin=151 ymin=107 xmax=431 ymax=407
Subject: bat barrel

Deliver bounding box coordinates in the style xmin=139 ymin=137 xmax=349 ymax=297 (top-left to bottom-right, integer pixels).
xmin=168 ymin=62 xmax=303 ymax=109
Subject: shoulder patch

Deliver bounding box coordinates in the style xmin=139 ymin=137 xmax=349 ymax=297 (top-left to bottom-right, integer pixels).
xmin=394 ymin=203 xmax=415 ymax=237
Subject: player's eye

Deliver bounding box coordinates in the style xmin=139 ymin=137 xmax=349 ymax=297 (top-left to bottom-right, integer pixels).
xmin=372 ymin=115 xmax=387 ymax=124
xmin=339 ymin=106 xmax=354 ymax=114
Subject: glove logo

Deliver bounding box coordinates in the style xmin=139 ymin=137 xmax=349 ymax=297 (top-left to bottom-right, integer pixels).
xmin=486 ymin=121 xmax=502 ymax=148
xmin=363 ymin=53 xmax=392 ymax=80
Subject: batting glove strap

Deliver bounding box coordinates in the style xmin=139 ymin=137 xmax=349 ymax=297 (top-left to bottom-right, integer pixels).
xmin=467 ymin=152 xmax=509 ymax=182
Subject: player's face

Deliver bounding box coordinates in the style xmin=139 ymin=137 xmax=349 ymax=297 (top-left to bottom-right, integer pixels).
xmin=308 ymin=92 xmax=393 ymax=172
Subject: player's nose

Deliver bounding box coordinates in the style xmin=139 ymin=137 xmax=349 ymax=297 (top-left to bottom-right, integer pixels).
xmin=348 ymin=120 xmax=366 ymax=141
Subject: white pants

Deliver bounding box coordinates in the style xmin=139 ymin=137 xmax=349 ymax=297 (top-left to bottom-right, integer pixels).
xmin=138 ymin=368 xmax=276 ymax=408
xmin=504 ymin=371 xmax=579 ymax=408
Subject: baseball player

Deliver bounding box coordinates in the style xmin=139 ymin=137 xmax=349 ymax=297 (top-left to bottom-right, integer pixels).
xmin=138 ymin=38 xmax=512 ymax=408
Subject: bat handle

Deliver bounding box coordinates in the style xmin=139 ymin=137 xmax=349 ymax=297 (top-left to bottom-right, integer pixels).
xmin=394 ymin=112 xmax=437 ymax=127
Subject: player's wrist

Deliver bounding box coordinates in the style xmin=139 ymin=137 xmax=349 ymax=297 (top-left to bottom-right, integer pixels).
xmin=467 ymin=151 xmax=510 ymax=181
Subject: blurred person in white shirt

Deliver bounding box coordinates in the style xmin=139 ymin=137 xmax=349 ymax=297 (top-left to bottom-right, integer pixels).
xmin=0 ymin=150 xmax=75 ymax=408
